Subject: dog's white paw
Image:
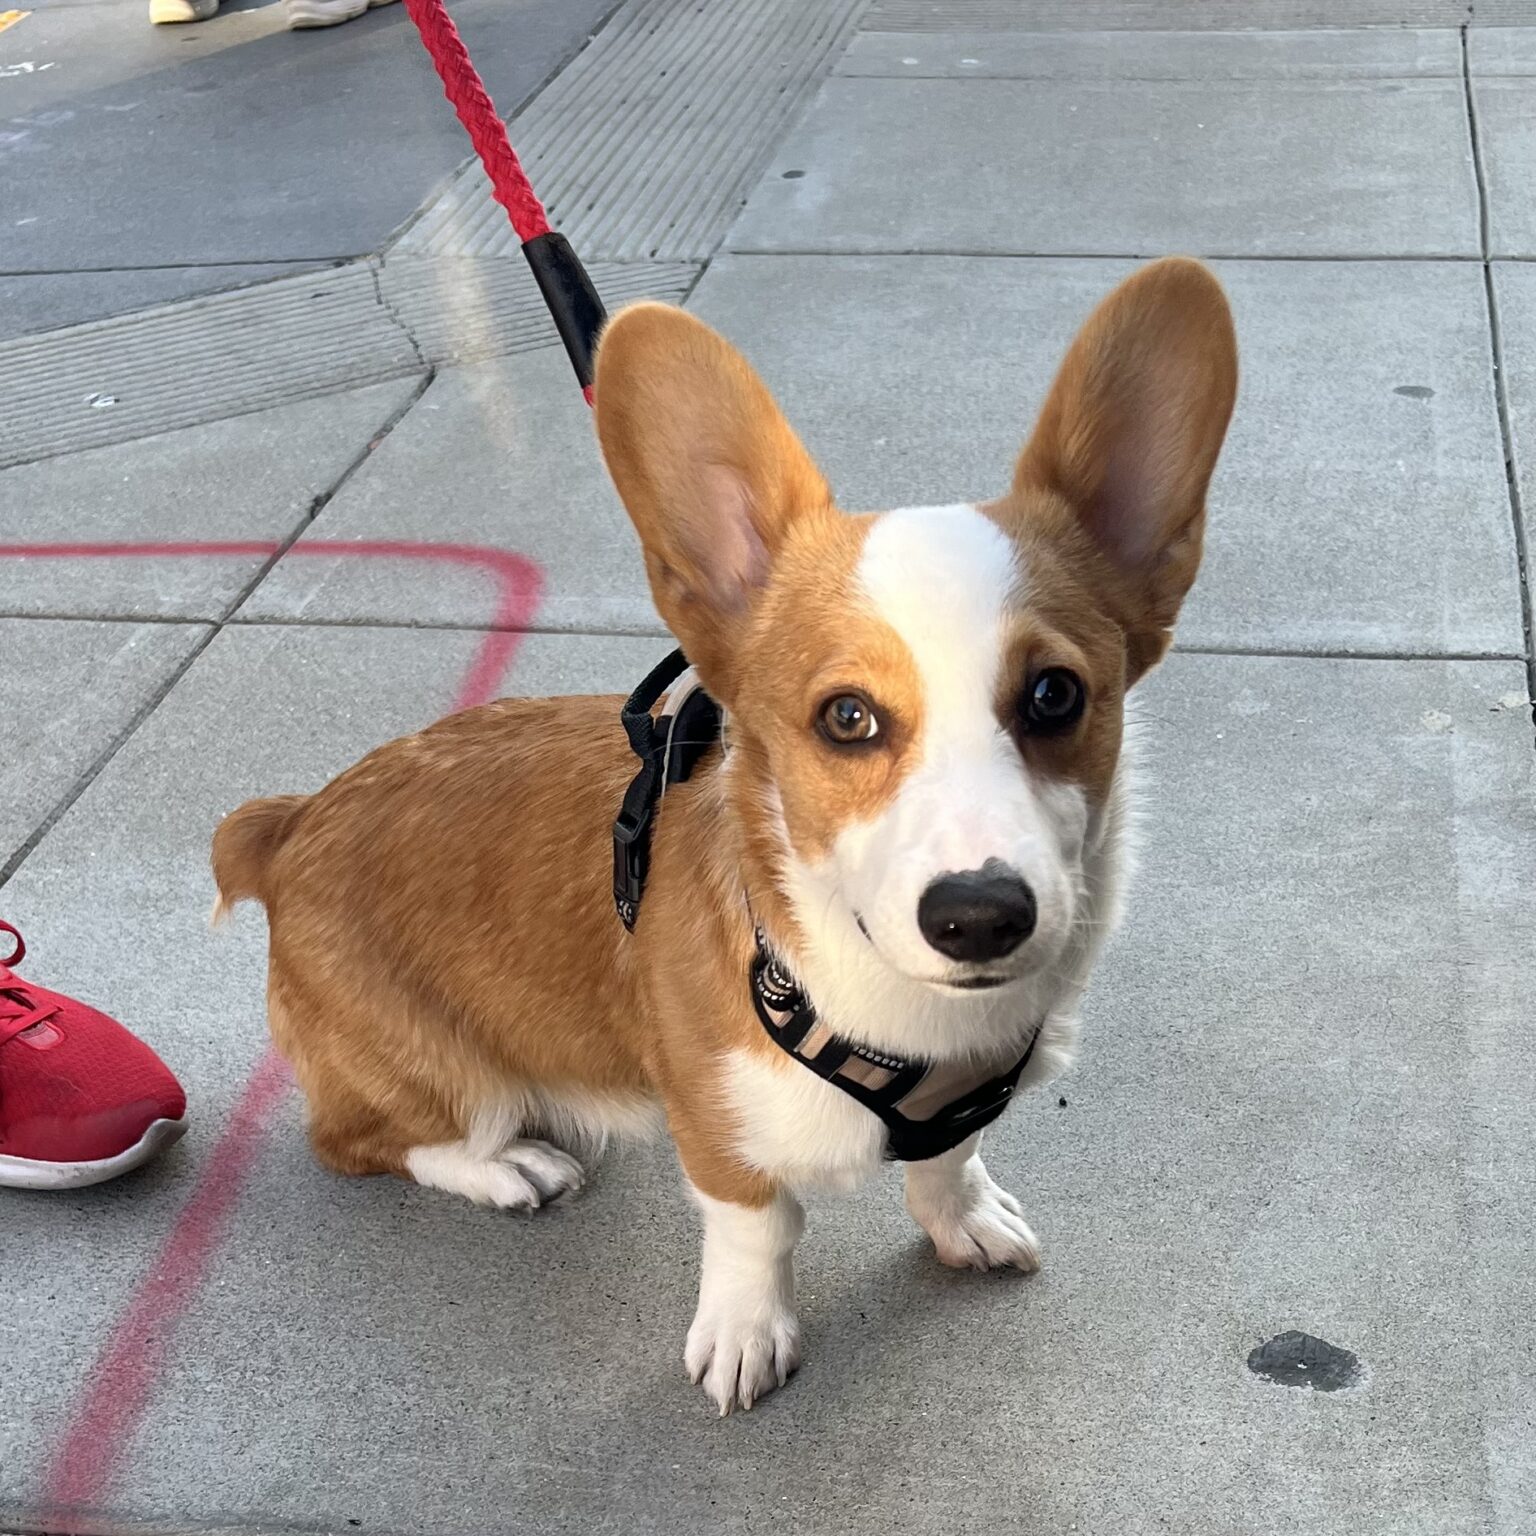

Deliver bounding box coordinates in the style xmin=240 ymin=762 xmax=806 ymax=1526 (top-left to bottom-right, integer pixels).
xmin=923 ymin=1180 xmax=1042 ymax=1271
xmin=906 ymin=1155 xmax=1041 ymax=1272
xmin=405 ymin=1138 xmax=583 ymax=1211
xmin=685 ymin=1302 xmax=801 ymax=1415
xmin=497 ymin=1139 xmax=584 ymax=1204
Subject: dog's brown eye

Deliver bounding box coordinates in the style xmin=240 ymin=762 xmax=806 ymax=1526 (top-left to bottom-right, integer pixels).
xmin=1020 ymin=668 xmax=1085 ymax=733
xmin=818 ymin=693 xmax=880 ymax=745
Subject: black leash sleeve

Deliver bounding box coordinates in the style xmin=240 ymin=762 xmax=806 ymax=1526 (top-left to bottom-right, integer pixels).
xmin=522 ymin=232 xmax=608 ymax=392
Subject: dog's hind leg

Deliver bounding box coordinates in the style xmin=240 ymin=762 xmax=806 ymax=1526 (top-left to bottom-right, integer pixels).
xmin=403 ymin=1102 xmax=585 ymax=1211
xmin=304 ymin=1081 xmax=585 ymax=1208
xmin=270 ymin=977 xmax=584 ymax=1208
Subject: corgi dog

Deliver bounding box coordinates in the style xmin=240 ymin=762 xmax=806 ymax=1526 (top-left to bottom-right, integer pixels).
xmin=212 ymin=257 xmax=1237 ymax=1415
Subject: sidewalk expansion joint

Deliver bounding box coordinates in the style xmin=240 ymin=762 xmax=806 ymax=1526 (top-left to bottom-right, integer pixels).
xmin=224 ymin=369 xmax=438 ymax=624
xmin=0 ymin=372 xmax=437 ymax=891
xmin=2 ymin=610 xmax=1517 ymax=663
xmin=1462 ymin=23 xmax=1536 ymax=748
xmin=0 ymin=623 xmax=219 ymax=893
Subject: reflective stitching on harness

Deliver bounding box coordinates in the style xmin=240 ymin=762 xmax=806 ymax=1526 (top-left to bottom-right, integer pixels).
xmin=611 ymin=653 xmax=1039 ymax=1162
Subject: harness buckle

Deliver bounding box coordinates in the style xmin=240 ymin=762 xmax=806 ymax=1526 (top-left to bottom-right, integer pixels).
xmin=612 ymin=771 xmax=657 ymax=933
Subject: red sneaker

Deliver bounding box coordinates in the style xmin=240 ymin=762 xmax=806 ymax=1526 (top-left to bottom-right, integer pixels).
xmin=0 ymin=921 xmax=187 ymax=1190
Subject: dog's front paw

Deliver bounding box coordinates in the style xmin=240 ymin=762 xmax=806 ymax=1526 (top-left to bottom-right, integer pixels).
xmin=684 ymin=1303 xmax=801 ymax=1415
xmin=907 ymin=1161 xmax=1041 ymax=1272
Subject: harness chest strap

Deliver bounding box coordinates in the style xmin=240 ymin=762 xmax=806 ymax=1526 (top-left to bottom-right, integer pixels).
xmin=749 ymin=934 xmax=1041 ymax=1163
xmin=612 ymin=649 xmax=1041 ymax=1163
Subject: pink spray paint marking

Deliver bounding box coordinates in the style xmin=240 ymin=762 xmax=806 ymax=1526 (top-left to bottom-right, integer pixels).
xmin=1 ymin=538 xmax=543 ymax=1514
xmin=41 ymin=1050 xmax=296 ymax=1512
xmin=0 ymin=539 xmax=542 ymax=712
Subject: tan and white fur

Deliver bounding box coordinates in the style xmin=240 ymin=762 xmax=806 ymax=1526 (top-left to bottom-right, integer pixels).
xmin=212 ymin=258 xmax=1238 ymax=1414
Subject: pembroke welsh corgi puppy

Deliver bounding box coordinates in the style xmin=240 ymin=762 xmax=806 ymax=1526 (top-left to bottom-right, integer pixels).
xmin=213 ymin=257 xmax=1237 ymax=1415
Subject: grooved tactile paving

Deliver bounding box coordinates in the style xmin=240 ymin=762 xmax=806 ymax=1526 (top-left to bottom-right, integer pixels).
xmin=379 ymin=257 xmax=699 ymax=363
xmin=0 ymin=257 xmax=698 ymax=469
xmin=394 ymin=0 xmax=869 ymax=262
xmin=865 ymin=0 xmax=1532 ymax=27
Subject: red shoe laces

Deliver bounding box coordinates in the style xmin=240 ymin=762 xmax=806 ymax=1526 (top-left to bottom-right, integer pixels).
xmin=0 ymin=922 xmax=60 ymax=1046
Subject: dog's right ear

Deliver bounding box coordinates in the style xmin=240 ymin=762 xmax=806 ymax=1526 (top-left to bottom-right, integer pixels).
xmin=1013 ymin=257 xmax=1237 ymax=683
xmin=594 ymin=303 xmax=833 ymax=700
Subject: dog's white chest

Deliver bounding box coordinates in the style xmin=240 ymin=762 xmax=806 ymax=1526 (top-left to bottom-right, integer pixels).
xmin=724 ymin=1047 xmax=887 ymax=1193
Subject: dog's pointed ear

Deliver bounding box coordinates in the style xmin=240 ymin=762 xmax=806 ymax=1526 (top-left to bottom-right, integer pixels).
xmin=594 ymin=303 xmax=833 ymax=700
xmin=1015 ymin=258 xmax=1238 ymax=680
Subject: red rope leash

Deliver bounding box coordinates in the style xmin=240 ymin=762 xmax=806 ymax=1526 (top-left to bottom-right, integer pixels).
xmin=402 ymin=0 xmax=606 ymax=402
xmin=401 ymin=0 xmax=550 ymax=242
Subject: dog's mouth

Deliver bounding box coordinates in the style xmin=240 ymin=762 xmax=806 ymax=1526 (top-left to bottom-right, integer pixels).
xmin=854 ymin=911 xmax=1016 ymax=994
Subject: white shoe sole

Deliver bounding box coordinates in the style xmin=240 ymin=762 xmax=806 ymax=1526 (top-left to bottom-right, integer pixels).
xmin=149 ymin=0 xmax=218 ymax=23
xmin=286 ymin=0 xmax=397 ymax=28
xmin=0 ymin=1117 xmax=187 ymax=1191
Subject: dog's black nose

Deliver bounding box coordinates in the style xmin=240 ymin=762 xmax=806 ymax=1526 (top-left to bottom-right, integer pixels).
xmin=917 ymin=866 xmax=1037 ymax=963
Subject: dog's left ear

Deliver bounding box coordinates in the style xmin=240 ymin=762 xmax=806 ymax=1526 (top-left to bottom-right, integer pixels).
xmin=594 ymin=302 xmax=833 ymax=702
xmin=1015 ymin=257 xmax=1238 ymax=681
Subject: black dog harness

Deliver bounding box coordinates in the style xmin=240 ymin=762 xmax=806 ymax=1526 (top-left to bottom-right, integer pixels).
xmin=612 ymin=649 xmax=725 ymax=932
xmin=612 ymin=650 xmax=1041 ymax=1162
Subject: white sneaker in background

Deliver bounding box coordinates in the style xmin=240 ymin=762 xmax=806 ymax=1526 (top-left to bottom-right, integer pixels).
xmin=285 ymin=0 xmax=399 ymax=29
xmin=149 ymin=0 xmax=218 ymax=23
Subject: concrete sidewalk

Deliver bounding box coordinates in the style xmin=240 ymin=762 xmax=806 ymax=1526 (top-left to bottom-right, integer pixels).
xmin=4 ymin=2 xmax=1536 ymax=1532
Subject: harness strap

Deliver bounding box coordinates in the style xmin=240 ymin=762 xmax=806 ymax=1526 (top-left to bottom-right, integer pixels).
xmin=750 ymin=932 xmax=1040 ymax=1163
xmin=612 ymin=649 xmax=724 ymax=930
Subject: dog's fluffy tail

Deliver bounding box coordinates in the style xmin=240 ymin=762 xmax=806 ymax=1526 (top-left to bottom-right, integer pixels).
xmin=210 ymin=795 xmax=307 ymax=926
